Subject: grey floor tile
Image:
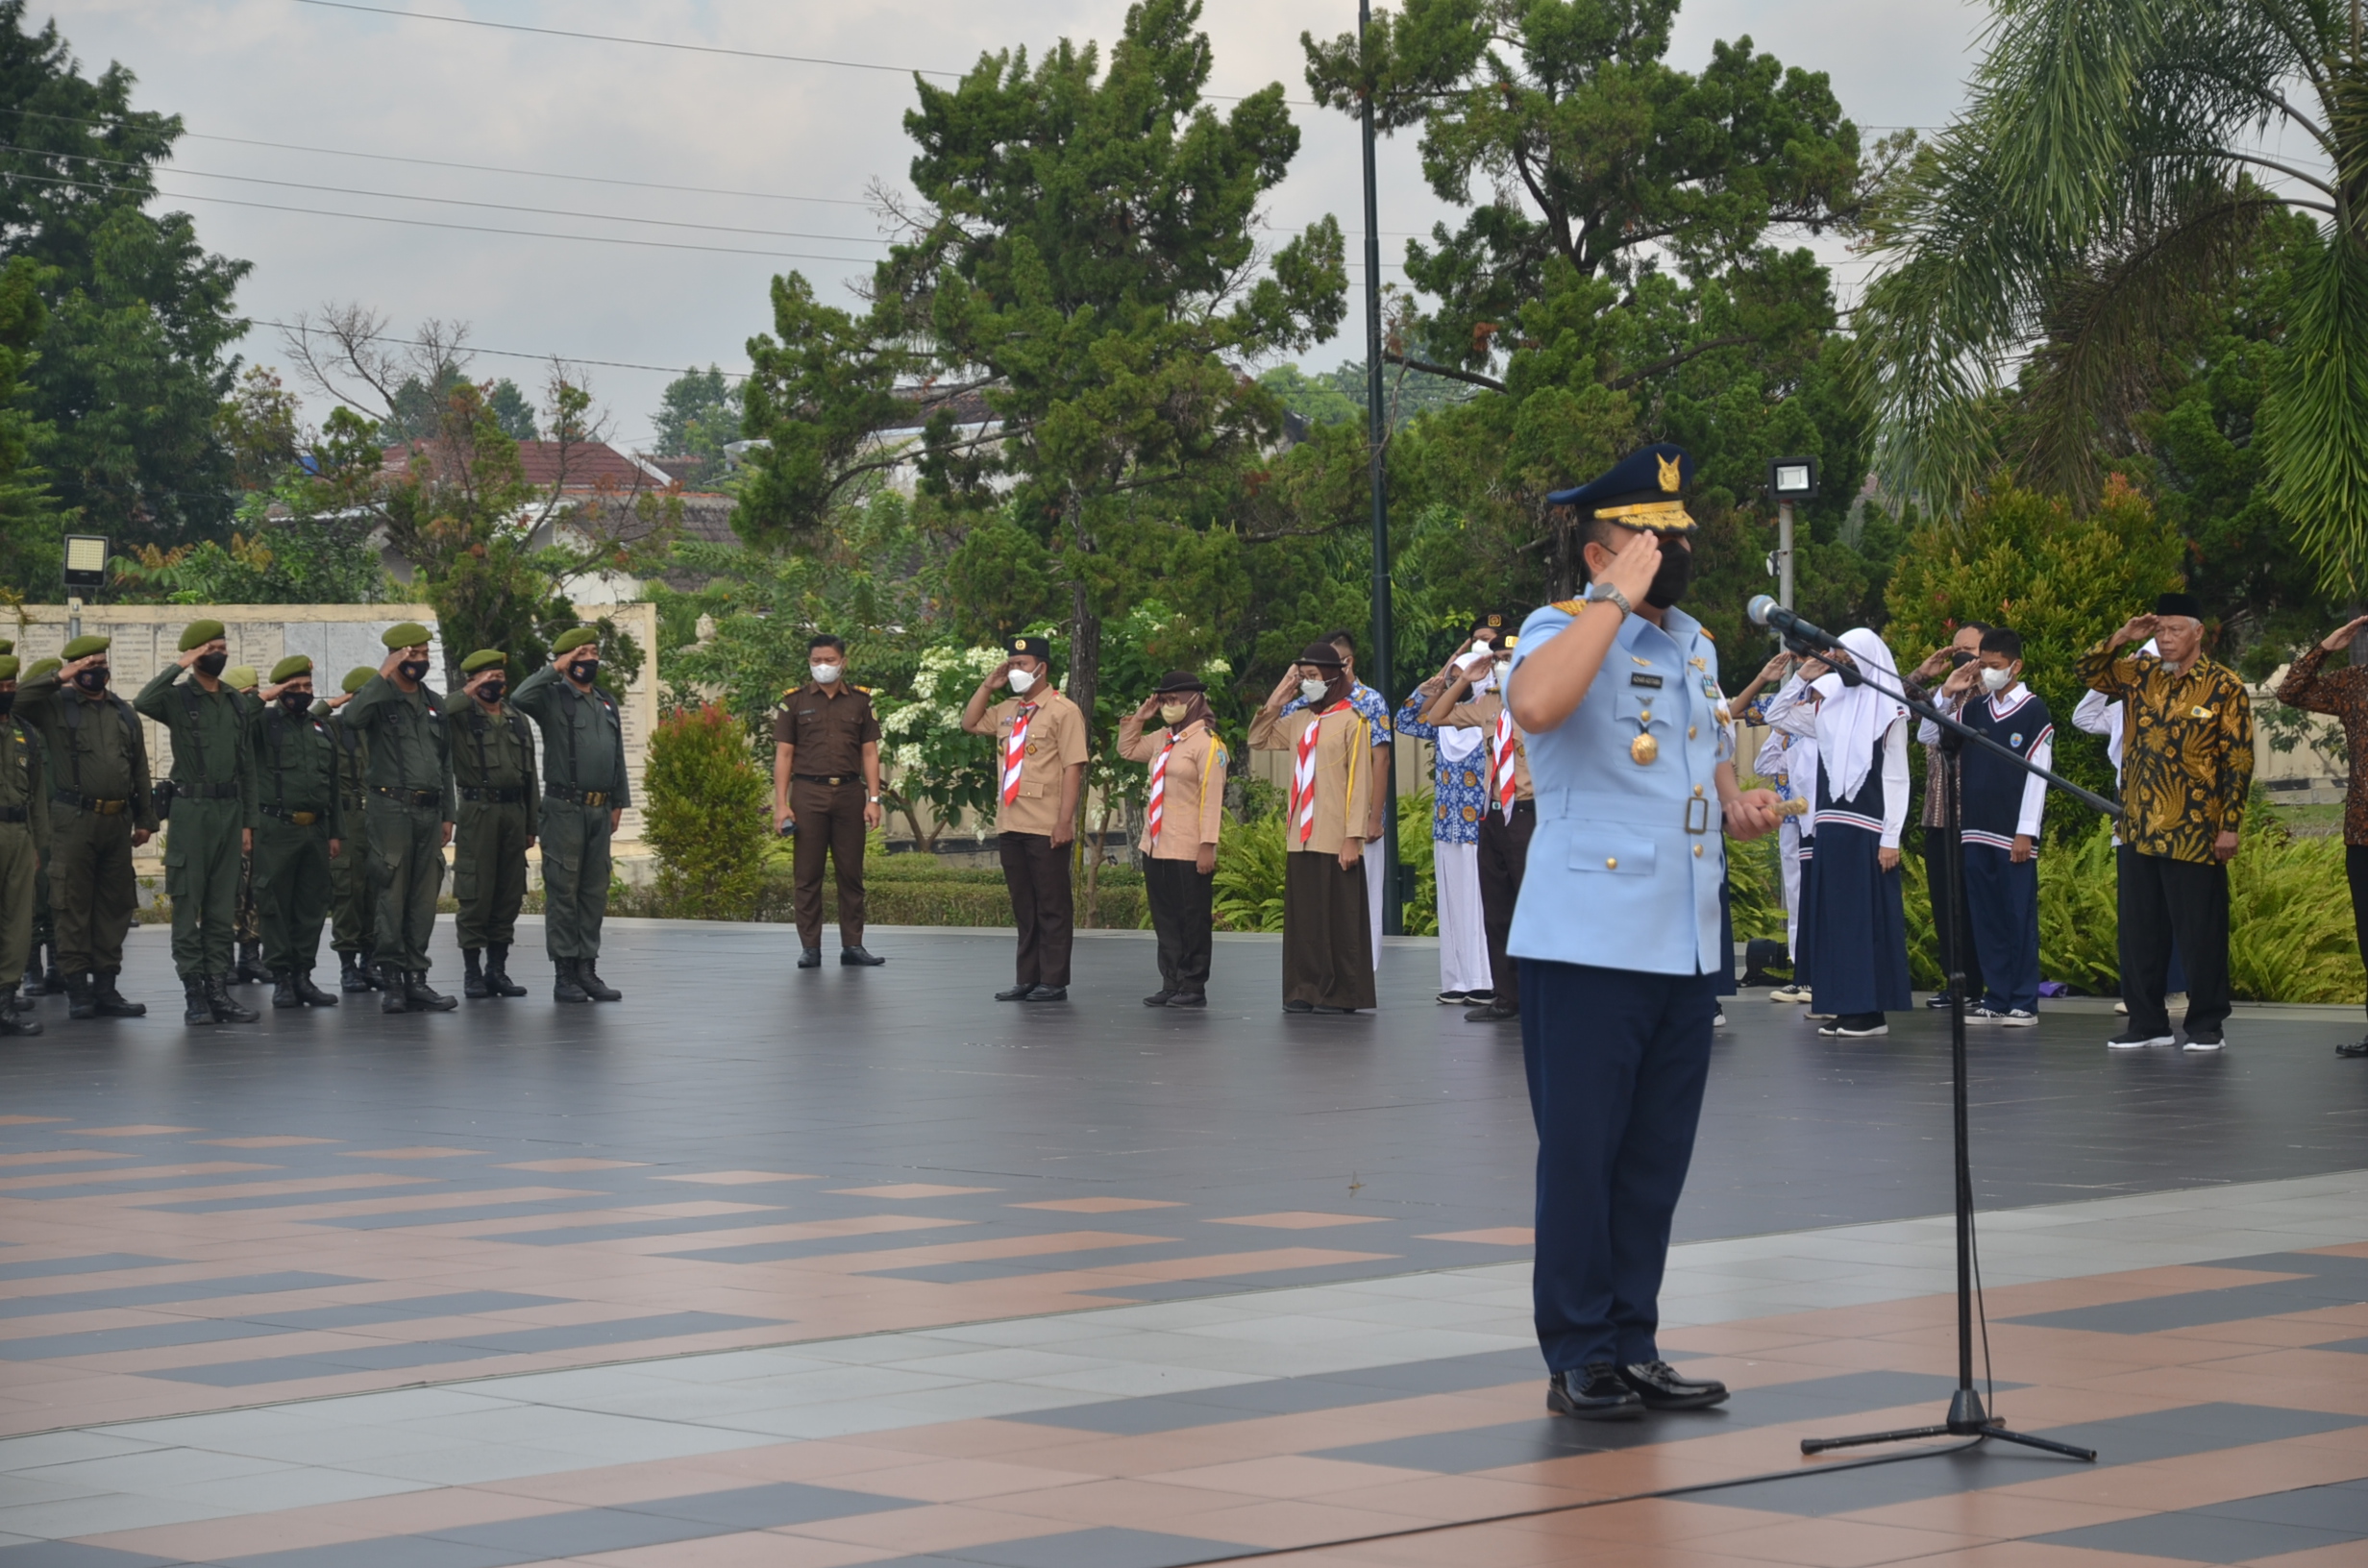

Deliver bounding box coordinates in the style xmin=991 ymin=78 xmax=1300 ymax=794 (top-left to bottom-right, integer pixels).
xmin=428 ymin=1507 xmax=721 ymax=1557
xmin=243 ymin=1293 xmax=566 ymax=1330
xmin=2032 ymin=1511 xmax=2358 ymax=1562
xmin=0 ymin=1257 xmax=179 ymax=1283
xmin=2200 ymin=1479 xmax=2368 ymax=1531
xmin=618 ymin=1480 xmax=914 ymax=1528
xmin=935 ymin=1528 xmax=1256 ymax=1568
xmin=0 ymin=1320 xmax=292 ymax=1360
xmin=220 ymin=1538 xmax=532 ymax=1568
xmin=0 ymin=1274 xmax=366 ymax=1321
xmin=0 ymin=1546 xmax=183 ymax=1568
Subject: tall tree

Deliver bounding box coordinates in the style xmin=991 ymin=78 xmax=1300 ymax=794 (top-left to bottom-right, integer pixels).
xmin=1852 ymin=0 xmax=2368 ymax=596
xmin=0 ymin=1 xmax=249 ymax=551
xmin=737 ymin=0 xmax=1346 ymax=734
xmin=0 ymin=253 xmax=58 ymax=589
xmin=650 ymin=365 xmax=741 ymax=459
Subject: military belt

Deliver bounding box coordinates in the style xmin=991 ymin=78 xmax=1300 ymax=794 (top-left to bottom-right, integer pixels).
xmin=176 ymin=781 xmax=241 ymax=800
xmin=792 ymin=773 xmax=859 ymax=786
xmin=55 ymin=793 xmax=128 ymax=815
xmin=372 ymin=785 xmax=442 ymax=809
xmin=546 ymin=785 xmax=613 ymax=807
xmin=460 ymin=785 xmax=526 ymax=804
xmin=1534 ymin=787 xmax=1715 ymax=835
xmin=259 ymin=804 xmax=324 ymax=826
xmin=0 ymin=805 xmax=26 ymax=823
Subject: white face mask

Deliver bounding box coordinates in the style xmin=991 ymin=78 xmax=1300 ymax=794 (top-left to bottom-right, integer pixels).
xmin=1298 ymin=677 xmax=1328 ymax=704
xmin=1980 ymin=666 xmax=2015 ymax=694
xmin=810 ymin=663 xmax=842 ymax=686
xmin=1007 ymin=667 xmax=1037 ymax=695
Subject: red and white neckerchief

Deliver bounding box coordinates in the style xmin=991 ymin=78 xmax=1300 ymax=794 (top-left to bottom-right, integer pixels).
xmin=1146 ymin=726 xmax=1182 ymax=844
xmin=999 ymin=702 xmax=1038 ymax=807
xmin=1291 ymin=702 xmax=1348 ymax=845
xmin=1490 ymin=703 xmax=1519 ymax=821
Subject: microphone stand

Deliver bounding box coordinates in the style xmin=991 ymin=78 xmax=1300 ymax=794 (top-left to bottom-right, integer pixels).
xmin=1773 ymin=626 xmax=2107 ymax=1465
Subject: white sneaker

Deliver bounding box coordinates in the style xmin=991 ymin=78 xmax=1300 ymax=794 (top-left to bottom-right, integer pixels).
xmin=1769 ymin=985 xmax=1806 ymax=1003
xmin=2000 ymin=1009 xmax=2036 ymax=1027
xmin=2113 ymin=999 xmax=2128 ymax=1015
xmin=2182 ymin=1032 xmax=2224 ymax=1052
xmin=1819 ymin=1018 xmax=1889 ymax=1038
xmin=1714 ymin=1011 xmax=1728 ymax=1028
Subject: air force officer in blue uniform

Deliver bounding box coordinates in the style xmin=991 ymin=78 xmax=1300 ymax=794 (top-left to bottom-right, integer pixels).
xmin=1504 ymin=445 xmax=1781 ymax=1420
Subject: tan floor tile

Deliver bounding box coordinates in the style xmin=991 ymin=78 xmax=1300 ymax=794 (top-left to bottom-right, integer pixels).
xmin=1504 ymin=1498 xmax=1790 ymax=1546
xmin=1309 ymin=1471 xmax=1595 ymax=1521
xmin=86 ymin=1488 xmax=573 ymax=1557
xmin=574 ymin=1531 xmax=896 ymax=1568
xmin=1147 ymin=1455 xmax=1436 ymax=1501
xmin=1177 ymin=1496 xmax=1424 ymax=1551
xmin=77 ymin=1124 xmax=201 ymax=1136
xmin=653 ymin=1171 xmax=820 ymax=1186
xmin=823 ymin=1457 xmax=1105 ymax=1504
xmin=826 ymin=1183 xmax=999 ymax=1198
xmin=2240 ymin=1544 xmax=2368 ymax=1568
xmin=342 ymin=1146 xmax=485 ymax=1159
xmin=1205 ymin=1212 xmax=1392 ymax=1229
xmin=1009 ymin=1196 xmax=1186 ymax=1213
xmin=1683 ymin=1515 xmax=1991 ymax=1566
xmin=1883 ymin=1543 xmax=2196 ymax=1568
xmin=198 ymin=1136 xmax=339 ymax=1147
xmin=784 ymin=1501 xmax=1070 ymax=1553
xmin=988 ymin=1475 xmax=1272 ymax=1528
xmin=829 ymin=1418 xmax=1095 ymax=1462
xmin=1833 ymin=1492 xmax=2148 ymax=1538
xmin=498 ymin=1159 xmax=651 ymax=1171
xmin=1416 ymin=1227 xmax=1534 ymax=1245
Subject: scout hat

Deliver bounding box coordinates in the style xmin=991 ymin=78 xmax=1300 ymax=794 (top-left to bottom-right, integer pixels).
xmin=1153 ymin=670 xmax=1206 ymax=694
xmin=0 ymin=656 xmax=20 ymax=680
xmin=1005 ymin=634 xmax=1050 ymax=662
xmin=342 ymin=665 xmax=374 ymax=695
xmin=178 ymin=618 xmax=227 ymax=650
xmin=460 ymin=649 xmax=506 ymax=674
xmin=553 ymin=627 xmax=599 ymax=654
xmin=1470 ymin=612 xmax=1509 ymax=638
xmin=1297 ymin=641 xmax=1345 ymax=667
xmin=269 ymin=655 xmax=313 ymax=683
xmin=1546 ymin=443 xmax=1698 ymax=533
xmin=382 ymin=621 xmax=432 ymax=649
xmin=62 ymin=634 xmax=109 ymax=659
xmin=225 ymin=665 xmax=257 ymax=692
xmin=2154 ymin=591 xmax=2204 ymax=621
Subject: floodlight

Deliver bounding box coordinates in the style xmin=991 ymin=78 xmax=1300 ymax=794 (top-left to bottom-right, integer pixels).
xmin=1768 ymin=457 xmax=1819 ymax=502
xmin=62 ymin=534 xmax=109 ymax=591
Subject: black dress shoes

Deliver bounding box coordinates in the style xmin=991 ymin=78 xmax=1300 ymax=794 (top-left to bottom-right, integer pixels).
xmin=1283 ymin=998 xmax=1314 ymax=1014
xmin=2339 ymin=1037 xmax=2368 ymax=1058
xmin=840 ymin=945 xmax=886 ymax=966
xmin=995 ymin=984 xmax=1036 ymax=1001
xmin=1546 ymin=1364 xmax=1642 ymax=1420
xmin=1465 ymin=1000 xmax=1519 ymax=1023
xmin=1166 ymin=991 xmax=1206 ymax=1008
xmin=1617 ymin=1360 xmax=1728 ymax=1409
xmin=1026 ymin=985 xmax=1068 ymax=1001
xmin=798 ymin=947 xmax=823 ymax=969
xmin=1143 ymin=990 xmax=1174 ymax=1008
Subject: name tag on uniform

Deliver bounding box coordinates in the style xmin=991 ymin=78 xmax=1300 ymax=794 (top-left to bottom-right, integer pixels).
xmin=2189 ymin=705 xmax=2212 ymax=720
xmin=1629 ymin=673 xmax=1663 ymax=689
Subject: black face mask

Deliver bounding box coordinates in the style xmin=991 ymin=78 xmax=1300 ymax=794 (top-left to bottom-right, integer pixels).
xmin=278 ymin=690 xmax=311 ymax=718
xmin=0 ymin=691 xmax=16 ymax=716
xmin=193 ymin=650 xmax=229 ymax=677
xmin=476 ymin=680 xmax=506 ymax=704
xmin=397 ymin=659 xmax=431 ymax=684
xmin=569 ymin=660 xmax=600 ymax=686
xmin=1643 ymin=539 xmax=1693 ymax=609
xmin=73 ymin=667 xmax=109 ymax=692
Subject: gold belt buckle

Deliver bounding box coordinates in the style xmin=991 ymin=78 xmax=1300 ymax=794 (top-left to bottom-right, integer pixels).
xmin=96 ymin=798 xmax=125 ymax=816
xmin=292 ymin=811 xmax=318 ymax=826
xmin=583 ymin=791 xmax=608 ymax=807
xmin=1684 ymin=796 xmax=1712 ymax=835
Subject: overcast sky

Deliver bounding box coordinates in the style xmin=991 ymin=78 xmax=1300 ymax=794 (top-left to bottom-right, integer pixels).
xmin=46 ymin=0 xmax=1991 ymax=453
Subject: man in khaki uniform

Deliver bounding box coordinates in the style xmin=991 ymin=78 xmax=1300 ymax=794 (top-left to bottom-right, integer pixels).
xmin=961 ymin=634 xmax=1088 ymax=1001
xmin=447 ymin=649 xmax=536 ymax=998
xmin=1424 ymin=631 xmax=1535 ymax=1022
xmin=1118 ymin=671 xmax=1226 ymax=1007
xmin=1251 ymin=642 xmax=1376 ymax=1013
xmin=0 ymin=656 xmax=49 ymax=1035
xmin=773 ymin=633 xmax=886 ymax=969
xmin=18 ymin=638 xmax=151 ymax=1019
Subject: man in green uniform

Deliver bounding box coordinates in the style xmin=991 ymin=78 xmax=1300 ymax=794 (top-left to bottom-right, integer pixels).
xmin=343 ymin=624 xmax=457 ymax=1013
xmin=17 ymin=640 xmax=148 ymax=1019
xmin=250 ymin=655 xmax=343 ymax=1009
xmin=19 ymin=654 xmax=56 ymax=1000
xmin=0 ymin=656 xmax=49 ymax=1036
xmin=136 ymin=620 xmax=259 ymax=1026
xmin=445 ymin=649 xmax=536 ymax=999
xmin=512 ymin=628 xmax=626 ymax=1003
xmin=225 ymin=664 xmax=270 ymax=985
xmin=317 ymin=666 xmax=381 ymax=992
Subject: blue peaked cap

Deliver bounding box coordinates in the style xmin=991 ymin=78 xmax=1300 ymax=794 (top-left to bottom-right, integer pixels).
xmin=1545 ymin=443 xmax=1697 ymax=526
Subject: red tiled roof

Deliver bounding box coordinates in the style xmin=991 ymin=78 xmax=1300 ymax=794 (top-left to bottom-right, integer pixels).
xmin=381 ymin=439 xmax=661 ymax=492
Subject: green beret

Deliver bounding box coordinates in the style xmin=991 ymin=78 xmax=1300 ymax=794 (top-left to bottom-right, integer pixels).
xmin=460 ymin=649 xmax=506 ymax=674
xmin=342 ymin=665 xmax=374 ymax=695
xmin=382 ymin=622 xmax=432 ymax=649
xmin=62 ymin=634 xmax=109 ymax=659
xmin=25 ymin=657 xmax=59 ymax=680
xmin=0 ymin=656 xmax=20 ymax=680
xmin=553 ymin=627 xmax=599 ymax=655
xmin=269 ymin=655 xmax=313 ymax=683
xmin=178 ymin=619 xmax=227 ymax=651
xmin=0 ymin=639 xmax=14 ymax=656
xmin=224 ymin=665 xmax=257 ymax=692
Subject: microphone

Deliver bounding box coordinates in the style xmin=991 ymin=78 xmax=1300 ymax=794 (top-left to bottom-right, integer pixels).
xmin=1746 ymin=595 xmax=1849 ymax=656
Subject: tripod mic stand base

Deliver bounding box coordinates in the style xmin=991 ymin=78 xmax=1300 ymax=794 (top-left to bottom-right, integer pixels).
xmin=1801 ymin=1388 xmax=2098 ymax=1461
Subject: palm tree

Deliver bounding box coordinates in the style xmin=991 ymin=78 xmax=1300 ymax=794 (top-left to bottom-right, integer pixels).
xmin=1855 ymin=0 xmax=2368 ymax=592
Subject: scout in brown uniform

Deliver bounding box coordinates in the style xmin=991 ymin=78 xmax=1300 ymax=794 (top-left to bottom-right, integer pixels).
xmin=1250 ymin=643 xmax=1377 ymax=1013
xmin=960 ymin=634 xmax=1088 ymax=1001
xmin=1424 ymin=630 xmax=1535 ymax=1022
xmin=772 ymin=634 xmax=886 ymax=969
xmin=1118 ymin=672 xmax=1227 ymax=1007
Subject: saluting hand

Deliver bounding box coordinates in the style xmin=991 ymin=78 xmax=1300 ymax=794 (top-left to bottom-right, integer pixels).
xmin=2321 ymin=615 xmax=2368 ymax=651
xmin=1599 ymin=528 xmax=1664 ymax=608
xmin=2112 ymin=613 xmax=2158 ymax=649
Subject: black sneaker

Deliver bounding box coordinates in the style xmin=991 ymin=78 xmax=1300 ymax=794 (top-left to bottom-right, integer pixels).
xmin=2181 ymin=1030 xmax=2225 ymax=1052
xmin=1617 ymin=1360 xmax=1729 ymax=1409
xmin=1546 ymin=1363 xmax=1643 ymax=1421
xmin=2107 ymin=1030 xmax=2174 ymax=1050
xmin=1436 ymin=990 xmax=1468 ymax=1005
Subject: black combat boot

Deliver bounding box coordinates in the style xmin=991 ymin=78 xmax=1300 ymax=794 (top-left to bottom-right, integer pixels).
xmin=339 ymin=952 xmax=370 ymax=992
xmin=404 ymin=971 xmax=458 ymax=1012
xmin=271 ymin=971 xmax=301 ymax=1010
xmin=90 ymin=971 xmax=144 ymax=1017
xmin=463 ymin=948 xmax=490 ymax=999
xmin=182 ymin=977 xmax=214 ymax=1025
xmin=553 ymin=957 xmax=589 ymax=1004
xmin=235 ymin=941 xmax=270 ymax=985
xmin=207 ymin=975 xmax=259 ymax=1023
xmin=41 ymin=946 xmax=60 ymax=994
xmin=63 ymin=972 xmax=96 ymax=1020
xmin=20 ymin=949 xmax=42 ymax=996
xmin=292 ymin=971 xmax=338 ymax=1007
xmin=364 ymin=950 xmax=391 ymax=991
xmin=485 ymin=943 xmax=527 ymax=996
xmin=577 ymin=960 xmax=621 ymax=1002
xmin=10 ymin=981 xmax=32 ymax=1012
xmin=380 ymin=962 xmax=409 ymax=1014
xmin=0 ymin=986 xmax=39 ymax=1036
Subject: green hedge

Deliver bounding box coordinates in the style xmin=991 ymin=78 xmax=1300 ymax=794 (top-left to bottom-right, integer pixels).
xmin=613 ymin=856 xmax=1149 ymax=929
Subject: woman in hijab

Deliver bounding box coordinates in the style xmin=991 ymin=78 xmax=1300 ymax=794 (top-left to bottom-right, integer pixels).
xmin=1119 ymin=672 xmax=1227 ymax=1008
xmin=1250 ymin=644 xmax=1378 ymax=1014
xmin=1797 ymin=627 xmax=1913 ymax=1036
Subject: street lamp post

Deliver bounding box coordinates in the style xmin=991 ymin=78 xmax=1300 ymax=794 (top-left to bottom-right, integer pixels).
xmin=1361 ymin=0 xmax=1400 ymax=936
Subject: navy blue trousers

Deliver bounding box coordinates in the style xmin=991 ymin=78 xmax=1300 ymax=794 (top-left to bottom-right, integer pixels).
xmin=1801 ymin=826 xmax=1912 ymax=1017
xmin=1961 ymin=844 xmax=2039 ymax=1013
xmin=1520 ymin=960 xmax=1716 ymax=1373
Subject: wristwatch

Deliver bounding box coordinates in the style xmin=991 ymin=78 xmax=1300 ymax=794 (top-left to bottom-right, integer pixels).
xmin=1586 ymin=582 xmax=1633 ymax=619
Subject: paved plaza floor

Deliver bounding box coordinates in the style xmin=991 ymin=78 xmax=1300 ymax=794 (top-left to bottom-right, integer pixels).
xmin=0 ymin=919 xmax=2363 ymax=1565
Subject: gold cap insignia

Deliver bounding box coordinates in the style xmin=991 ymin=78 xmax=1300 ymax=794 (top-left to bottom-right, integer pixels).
xmin=1657 ymin=453 xmax=1682 ymax=493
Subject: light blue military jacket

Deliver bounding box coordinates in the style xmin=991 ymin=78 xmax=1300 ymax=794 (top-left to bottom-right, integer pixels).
xmin=1506 ymin=599 xmax=1731 ymax=976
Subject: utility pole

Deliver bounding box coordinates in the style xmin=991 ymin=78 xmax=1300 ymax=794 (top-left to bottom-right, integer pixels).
xmin=1361 ymin=0 xmax=1400 ymax=936
xmin=1778 ymin=502 xmax=1795 ymax=612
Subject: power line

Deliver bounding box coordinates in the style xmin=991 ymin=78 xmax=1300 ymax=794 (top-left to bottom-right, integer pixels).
xmin=251 ymin=316 xmax=752 ymax=381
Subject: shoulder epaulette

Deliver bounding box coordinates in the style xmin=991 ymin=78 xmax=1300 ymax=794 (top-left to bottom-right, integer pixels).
xmin=1698 ymin=626 xmax=1715 ymax=642
xmin=1550 ymin=599 xmax=1588 ymax=615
